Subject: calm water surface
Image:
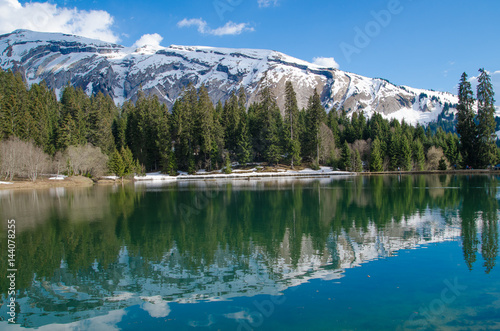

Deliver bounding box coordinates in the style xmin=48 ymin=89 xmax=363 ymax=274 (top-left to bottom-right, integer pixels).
xmin=0 ymin=175 xmax=499 ymax=330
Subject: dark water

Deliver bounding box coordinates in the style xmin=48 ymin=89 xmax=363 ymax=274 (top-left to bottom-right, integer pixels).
xmin=0 ymin=175 xmax=499 ymax=330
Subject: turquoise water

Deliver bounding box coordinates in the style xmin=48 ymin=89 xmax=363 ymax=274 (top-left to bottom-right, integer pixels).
xmin=0 ymin=175 xmax=499 ymax=330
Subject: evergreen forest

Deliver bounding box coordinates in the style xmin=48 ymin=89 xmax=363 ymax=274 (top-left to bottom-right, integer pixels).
xmin=0 ymin=68 xmax=498 ymax=180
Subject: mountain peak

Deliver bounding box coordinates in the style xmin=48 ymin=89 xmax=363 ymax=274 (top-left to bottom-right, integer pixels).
xmin=0 ymin=30 xmax=458 ymax=124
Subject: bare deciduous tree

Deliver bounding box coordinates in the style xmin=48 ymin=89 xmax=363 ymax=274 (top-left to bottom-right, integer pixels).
xmin=53 ymin=151 xmax=65 ymax=176
xmin=352 ymin=139 xmax=372 ymax=162
xmin=426 ymin=146 xmax=444 ymax=170
xmin=0 ymin=137 xmax=49 ymax=181
xmin=0 ymin=137 xmax=23 ymax=180
xmin=66 ymin=144 xmax=109 ymax=178
xmin=22 ymin=141 xmax=49 ymax=181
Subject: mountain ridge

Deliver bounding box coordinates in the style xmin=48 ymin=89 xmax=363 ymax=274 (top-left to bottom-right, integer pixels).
xmin=0 ymin=29 xmax=458 ymax=124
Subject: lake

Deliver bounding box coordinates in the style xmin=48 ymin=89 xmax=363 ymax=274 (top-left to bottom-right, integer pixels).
xmin=1 ymin=175 xmax=499 ymax=330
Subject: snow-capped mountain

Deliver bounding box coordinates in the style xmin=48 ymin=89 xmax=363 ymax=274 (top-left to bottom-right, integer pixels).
xmin=0 ymin=30 xmax=458 ymax=124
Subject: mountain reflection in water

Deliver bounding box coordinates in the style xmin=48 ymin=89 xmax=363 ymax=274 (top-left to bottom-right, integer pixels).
xmin=0 ymin=174 xmax=498 ymax=329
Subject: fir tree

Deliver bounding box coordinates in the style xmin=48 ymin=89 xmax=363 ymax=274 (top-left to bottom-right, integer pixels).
xmin=305 ymin=91 xmax=327 ymax=164
xmin=284 ymin=81 xmax=301 ymax=168
xmin=223 ymin=152 xmax=232 ymax=174
xmin=476 ymin=68 xmax=496 ymax=167
xmin=120 ymin=146 xmax=135 ymax=175
xmin=370 ymin=137 xmax=383 ymax=172
xmin=222 ymin=91 xmax=240 ymax=153
xmin=236 ymin=113 xmax=251 ymax=164
xmin=388 ymin=129 xmax=401 ymax=171
xmin=88 ymin=92 xmax=117 ymax=155
xmin=109 ymin=149 xmax=125 ymax=178
xmin=197 ymin=86 xmax=215 ymax=169
xmin=413 ymin=139 xmax=425 ymax=171
xmin=57 ymin=113 xmax=77 ymax=150
xmin=249 ymin=87 xmax=281 ymax=161
xmin=400 ymin=134 xmax=412 ymax=171
xmin=444 ymin=133 xmax=459 ymax=166
xmin=438 ymin=157 xmax=448 ymax=170
xmin=456 ymin=72 xmax=477 ymax=168
xmin=265 ymin=111 xmax=282 ymax=166
xmin=112 ymin=113 xmax=127 ymax=152
xmin=327 ymin=109 xmax=340 ymax=146
xmin=170 ymin=86 xmax=196 ymax=171
xmin=340 ymin=141 xmax=352 ymax=171
xmin=212 ymin=101 xmax=225 ymax=168
xmin=354 ymin=149 xmax=362 ymax=172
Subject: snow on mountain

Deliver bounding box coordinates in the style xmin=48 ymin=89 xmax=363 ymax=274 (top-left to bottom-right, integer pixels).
xmin=0 ymin=29 xmax=458 ymax=124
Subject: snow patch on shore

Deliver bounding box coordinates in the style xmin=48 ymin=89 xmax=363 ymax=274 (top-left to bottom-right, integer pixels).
xmin=135 ymin=167 xmax=355 ymax=182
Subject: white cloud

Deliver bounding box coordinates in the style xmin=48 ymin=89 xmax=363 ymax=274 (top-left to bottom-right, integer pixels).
xmin=312 ymin=57 xmax=340 ymax=69
xmin=141 ymin=296 xmax=171 ymax=318
xmin=0 ymin=0 xmax=119 ymax=43
xmin=142 ymin=301 xmax=170 ymax=318
xmin=133 ymin=33 xmax=163 ymax=48
xmin=211 ymin=22 xmax=254 ymax=36
xmin=177 ymin=18 xmax=254 ymax=36
xmin=177 ymin=18 xmax=207 ymax=33
xmin=258 ymin=0 xmax=279 ymax=8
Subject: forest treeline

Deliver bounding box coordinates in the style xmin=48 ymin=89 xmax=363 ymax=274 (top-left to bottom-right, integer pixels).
xmin=0 ymin=68 xmax=497 ymax=179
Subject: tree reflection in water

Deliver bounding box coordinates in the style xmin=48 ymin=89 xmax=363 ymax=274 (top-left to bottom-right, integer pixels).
xmin=0 ymin=174 xmax=498 ymax=327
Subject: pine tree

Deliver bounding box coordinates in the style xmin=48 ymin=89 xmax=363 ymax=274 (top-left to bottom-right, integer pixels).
xmin=388 ymin=129 xmax=401 ymax=171
xmin=354 ymin=149 xmax=362 ymax=172
xmin=476 ymin=68 xmax=497 ymax=167
xmin=305 ymin=91 xmax=327 ymax=164
xmin=57 ymin=113 xmax=77 ymax=150
xmin=438 ymin=157 xmax=448 ymax=170
xmin=444 ymin=133 xmax=459 ymax=166
xmin=236 ymin=113 xmax=251 ymax=164
xmin=112 ymin=112 xmax=127 ymax=152
xmin=340 ymin=141 xmax=352 ymax=171
xmin=170 ymin=86 xmax=196 ymax=171
xmin=265 ymin=111 xmax=282 ymax=166
xmin=327 ymin=109 xmax=340 ymax=147
xmin=223 ymin=152 xmax=232 ymax=174
xmin=456 ymin=72 xmax=477 ymax=168
xmin=88 ymin=92 xmax=117 ymax=155
xmin=109 ymin=149 xmax=125 ymax=178
xmin=370 ymin=138 xmax=383 ymax=172
xmin=284 ymin=81 xmax=301 ymax=168
xmin=222 ymin=90 xmax=240 ymax=153
xmin=197 ymin=86 xmax=215 ymax=169
xmin=120 ymin=146 xmax=136 ymax=175
xmin=249 ymin=87 xmax=281 ymax=161
xmin=60 ymin=85 xmax=90 ymax=146
xmin=413 ymin=139 xmax=425 ymax=171
xmin=165 ymin=151 xmax=177 ymax=175
xmin=211 ymin=101 xmax=225 ymax=169
xmin=400 ymin=134 xmax=412 ymax=171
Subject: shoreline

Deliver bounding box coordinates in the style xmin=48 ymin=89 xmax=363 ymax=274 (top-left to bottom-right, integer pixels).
xmin=1 ymin=169 xmax=499 ymax=191
xmin=0 ymin=176 xmax=95 ymax=191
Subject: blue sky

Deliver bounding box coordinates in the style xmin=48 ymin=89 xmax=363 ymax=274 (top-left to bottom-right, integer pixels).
xmin=1 ymin=0 xmax=499 ymax=100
